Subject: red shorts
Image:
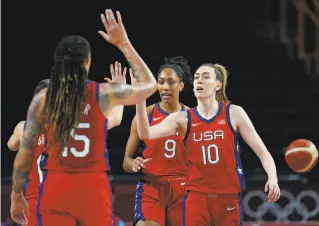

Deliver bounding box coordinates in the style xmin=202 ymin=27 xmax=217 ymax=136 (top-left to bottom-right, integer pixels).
xmin=134 ymin=176 xmax=187 ymax=226
xmin=183 ymin=191 xmax=243 ymax=226
xmin=36 ymin=171 xmax=113 ymax=226
xmin=26 ymin=198 xmax=38 ymax=226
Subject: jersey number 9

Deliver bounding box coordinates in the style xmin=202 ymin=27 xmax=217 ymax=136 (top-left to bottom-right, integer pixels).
xmin=164 ymin=139 xmax=176 ymax=158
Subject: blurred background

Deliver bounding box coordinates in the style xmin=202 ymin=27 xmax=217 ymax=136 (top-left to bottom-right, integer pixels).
xmin=2 ymin=0 xmax=319 ymax=225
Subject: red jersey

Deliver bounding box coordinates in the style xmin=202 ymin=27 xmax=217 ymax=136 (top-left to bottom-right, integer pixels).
xmin=185 ymin=103 xmax=245 ymax=193
xmin=24 ymin=133 xmax=45 ymax=199
xmin=142 ymin=103 xmax=188 ymax=177
xmin=41 ymin=80 xmax=110 ymax=172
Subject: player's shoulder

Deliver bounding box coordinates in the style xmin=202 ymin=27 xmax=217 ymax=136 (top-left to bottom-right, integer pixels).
xmin=228 ymin=104 xmax=244 ymax=112
xmin=228 ymin=104 xmax=247 ymax=119
xmin=14 ymin=120 xmax=26 ymax=132
xmin=32 ymin=88 xmax=47 ymax=104
xmin=17 ymin=120 xmax=26 ymax=127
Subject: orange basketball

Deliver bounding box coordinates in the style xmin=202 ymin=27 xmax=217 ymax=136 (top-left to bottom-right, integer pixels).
xmin=285 ymin=139 xmax=318 ymax=172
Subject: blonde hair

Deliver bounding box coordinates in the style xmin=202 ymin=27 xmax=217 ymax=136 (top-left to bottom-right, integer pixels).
xmin=201 ymin=63 xmax=229 ymax=103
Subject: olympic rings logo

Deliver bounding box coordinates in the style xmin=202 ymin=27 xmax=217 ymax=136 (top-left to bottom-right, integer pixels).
xmin=243 ymin=189 xmax=319 ymax=223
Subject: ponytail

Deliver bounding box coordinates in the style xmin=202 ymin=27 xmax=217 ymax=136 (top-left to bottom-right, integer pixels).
xmin=200 ymin=63 xmax=229 ymax=102
xmin=213 ymin=64 xmax=229 ymax=103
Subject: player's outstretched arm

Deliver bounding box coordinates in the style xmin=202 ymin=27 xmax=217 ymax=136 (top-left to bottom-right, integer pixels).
xmin=8 ymin=121 xmax=25 ymax=151
xmin=98 ymin=9 xmax=157 ymax=109
xmin=231 ymin=105 xmax=280 ymax=202
xmin=135 ymin=100 xmax=186 ymax=140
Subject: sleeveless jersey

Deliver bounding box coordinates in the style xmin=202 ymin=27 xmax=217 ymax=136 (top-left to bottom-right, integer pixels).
xmin=185 ymin=103 xmax=245 ymax=193
xmin=142 ymin=103 xmax=188 ymax=177
xmin=24 ymin=133 xmax=45 ymax=199
xmin=40 ymin=80 xmax=110 ymax=172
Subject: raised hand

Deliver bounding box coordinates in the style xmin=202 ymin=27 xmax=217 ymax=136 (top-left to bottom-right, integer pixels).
xmin=98 ymin=9 xmax=130 ymax=50
xmin=129 ymin=68 xmax=137 ymax=85
xmin=104 ymin=61 xmax=127 ymax=84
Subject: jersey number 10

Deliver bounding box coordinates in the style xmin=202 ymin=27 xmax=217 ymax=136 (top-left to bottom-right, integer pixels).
xmin=62 ymin=123 xmax=90 ymax=158
xmin=201 ymin=144 xmax=219 ymax=165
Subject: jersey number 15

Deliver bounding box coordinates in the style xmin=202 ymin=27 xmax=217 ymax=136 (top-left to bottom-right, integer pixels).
xmin=62 ymin=123 xmax=90 ymax=158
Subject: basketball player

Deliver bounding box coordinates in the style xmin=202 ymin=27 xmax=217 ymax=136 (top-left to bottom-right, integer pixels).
xmin=135 ymin=63 xmax=281 ymax=226
xmin=123 ymin=57 xmax=191 ymax=226
xmin=8 ymin=61 xmax=126 ymax=226
xmin=10 ymin=9 xmax=157 ymax=226
xmin=7 ymin=79 xmax=49 ymax=226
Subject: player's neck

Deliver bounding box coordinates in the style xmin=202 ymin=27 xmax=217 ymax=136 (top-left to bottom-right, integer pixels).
xmin=197 ymin=97 xmax=219 ymax=119
xmin=159 ymin=101 xmax=181 ymax=114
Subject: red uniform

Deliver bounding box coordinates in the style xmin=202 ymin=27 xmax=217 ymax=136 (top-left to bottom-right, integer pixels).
xmin=134 ymin=103 xmax=188 ymax=226
xmin=183 ymin=103 xmax=245 ymax=226
xmin=37 ymin=81 xmax=113 ymax=226
xmin=24 ymin=133 xmax=45 ymax=226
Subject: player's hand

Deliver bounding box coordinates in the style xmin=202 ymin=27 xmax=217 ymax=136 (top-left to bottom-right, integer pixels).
xmin=10 ymin=193 xmax=29 ymax=225
xmin=98 ymin=9 xmax=130 ymax=50
xmin=104 ymin=61 xmax=127 ymax=84
xmin=265 ymin=179 xmax=280 ymax=202
xmin=132 ymin=157 xmax=152 ymax=172
xmin=129 ymin=68 xmax=137 ymax=85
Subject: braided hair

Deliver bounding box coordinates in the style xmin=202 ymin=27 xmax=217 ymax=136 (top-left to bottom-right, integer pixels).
xmin=40 ymin=36 xmax=91 ymax=152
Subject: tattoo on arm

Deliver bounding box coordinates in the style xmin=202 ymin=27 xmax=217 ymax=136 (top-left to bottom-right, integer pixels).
xmin=99 ymin=82 xmax=134 ymax=113
xmin=100 ymin=82 xmax=134 ymax=100
xmin=12 ymin=169 xmax=30 ymax=193
xmin=127 ymin=61 xmax=146 ymax=83
xmin=12 ymin=95 xmax=42 ymax=193
xmin=111 ymin=83 xmax=134 ymax=99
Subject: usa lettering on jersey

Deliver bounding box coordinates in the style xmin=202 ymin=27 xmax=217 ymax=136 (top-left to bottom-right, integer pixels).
xmin=193 ymin=130 xmax=224 ymax=142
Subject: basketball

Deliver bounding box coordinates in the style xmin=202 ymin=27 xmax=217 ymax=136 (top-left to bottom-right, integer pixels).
xmin=285 ymin=139 xmax=318 ymax=172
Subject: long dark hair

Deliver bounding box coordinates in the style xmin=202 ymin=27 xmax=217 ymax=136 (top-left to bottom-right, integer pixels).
xmin=40 ymin=36 xmax=91 ymax=152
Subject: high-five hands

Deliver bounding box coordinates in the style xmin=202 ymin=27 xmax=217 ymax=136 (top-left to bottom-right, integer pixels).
xmin=98 ymin=9 xmax=130 ymax=50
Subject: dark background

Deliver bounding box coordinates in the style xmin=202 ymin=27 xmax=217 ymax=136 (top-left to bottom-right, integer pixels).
xmin=2 ymin=0 xmax=319 ymax=181
xmin=2 ymin=0 xmax=319 ymax=223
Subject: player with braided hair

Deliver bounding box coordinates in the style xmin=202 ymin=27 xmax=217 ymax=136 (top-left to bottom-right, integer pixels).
xmin=10 ymin=9 xmax=157 ymax=226
xmin=7 ymin=62 xmax=127 ymax=226
xmin=123 ymin=56 xmax=192 ymax=226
